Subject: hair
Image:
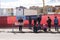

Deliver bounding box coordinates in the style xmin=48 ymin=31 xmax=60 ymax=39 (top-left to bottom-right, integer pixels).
xmin=55 ymin=16 xmax=57 ymax=18
xmin=48 ymin=17 xmax=50 ymax=18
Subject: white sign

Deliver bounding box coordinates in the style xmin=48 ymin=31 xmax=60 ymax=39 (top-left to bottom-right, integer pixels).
xmin=24 ymin=9 xmax=37 ymax=16
xmin=48 ymin=12 xmax=55 ymax=14
xmin=16 ymin=8 xmax=23 ymax=16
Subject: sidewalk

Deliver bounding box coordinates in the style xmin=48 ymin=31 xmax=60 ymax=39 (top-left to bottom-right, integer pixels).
xmin=0 ymin=27 xmax=60 ymax=33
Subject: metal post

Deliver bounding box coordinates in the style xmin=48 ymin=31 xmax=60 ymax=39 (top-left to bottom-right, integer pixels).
xmin=23 ymin=8 xmax=24 ymax=16
xmin=0 ymin=0 xmax=1 ymax=8
xmin=42 ymin=0 xmax=45 ymax=14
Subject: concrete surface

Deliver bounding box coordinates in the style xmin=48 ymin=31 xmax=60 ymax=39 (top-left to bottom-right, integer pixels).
xmin=0 ymin=28 xmax=60 ymax=40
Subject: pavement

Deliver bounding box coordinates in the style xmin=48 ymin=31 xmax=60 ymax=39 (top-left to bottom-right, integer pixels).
xmin=0 ymin=27 xmax=60 ymax=33
xmin=0 ymin=28 xmax=60 ymax=40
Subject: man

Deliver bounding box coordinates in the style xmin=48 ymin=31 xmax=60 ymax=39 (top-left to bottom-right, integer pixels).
xmin=37 ymin=15 xmax=42 ymax=30
xmin=33 ymin=17 xmax=37 ymax=33
xmin=47 ymin=17 xmax=52 ymax=31
xmin=18 ymin=17 xmax=23 ymax=32
xmin=37 ymin=15 xmax=42 ymax=25
xmin=29 ymin=16 xmax=32 ymax=29
xmin=54 ymin=16 xmax=59 ymax=31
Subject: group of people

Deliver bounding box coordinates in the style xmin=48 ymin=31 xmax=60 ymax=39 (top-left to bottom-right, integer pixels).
xmin=47 ymin=16 xmax=59 ymax=32
xmin=17 ymin=15 xmax=59 ymax=33
xmin=29 ymin=15 xmax=59 ymax=32
xmin=29 ymin=15 xmax=42 ymax=32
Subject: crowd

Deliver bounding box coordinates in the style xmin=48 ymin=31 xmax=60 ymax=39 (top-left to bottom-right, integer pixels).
xmin=16 ymin=15 xmax=59 ymax=33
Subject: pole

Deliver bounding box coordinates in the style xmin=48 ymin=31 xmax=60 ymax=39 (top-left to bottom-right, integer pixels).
xmin=23 ymin=8 xmax=24 ymax=16
xmin=0 ymin=0 xmax=1 ymax=8
xmin=43 ymin=0 xmax=45 ymax=14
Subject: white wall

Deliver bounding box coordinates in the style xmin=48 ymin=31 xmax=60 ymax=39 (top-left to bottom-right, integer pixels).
xmin=0 ymin=8 xmax=14 ymax=16
xmin=13 ymin=8 xmax=16 ymax=16
xmin=3 ymin=8 xmax=9 ymax=16
xmin=0 ymin=8 xmax=4 ymax=16
xmin=16 ymin=8 xmax=23 ymax=16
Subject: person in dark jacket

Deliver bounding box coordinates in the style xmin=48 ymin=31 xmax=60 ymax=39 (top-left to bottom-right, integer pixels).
xmin=47 ymin=17 xmax=52 ymax=31
xmin=34 ymin=18 xmax=37 ymax=25
xmin=18 ymin=17 xmax=23 ymax=32
xmin=37 ymin=15 xmax=42 ymax=25
xmin=29 ymin=16 xmax=32 ymax=29
xmin=33 ymin=17 xmax=37 ymax=33
xmin=37 ymin=15 xmax=42 ymax=30
xmin=54 ymin=16 xmax=59 ymax=31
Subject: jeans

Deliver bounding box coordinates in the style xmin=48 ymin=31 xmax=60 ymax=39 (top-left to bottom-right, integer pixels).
xmin=29 ymin=24 xmax=32 ymax=29
xmin=55 ymin=24 xmax=59 ymax=31
xmin=37 ymin=24 xmax=41 ymax=30
xmin=19 ymin=26 xmax=22 ymax=31
xmin=33 ymin=25 xmax=37 ymax=33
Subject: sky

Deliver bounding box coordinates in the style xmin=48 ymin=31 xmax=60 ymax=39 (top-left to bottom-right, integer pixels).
xmin=0 ymin=0 xmax=60 ymax=8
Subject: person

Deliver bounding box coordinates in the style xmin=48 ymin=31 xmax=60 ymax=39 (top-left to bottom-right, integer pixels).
xmin=54 ymin=16 xmax=59 ymax=31
xmin=47 ymin=17 xmax=52 ymax=31
xmin=34 ymin=18 xmax=37 ymax=25
xmin=37 ymin=15 xmax=42 ymax=30
xmin=42 ymin=24 xmax=47 ymax=32
xmin=18 ymin=17 xmax=23 ymax=32
xmin=29 ymin=16 xmax=32 ymax=29
xmin=33 ymin=17 xmax=37 ymax=33
xmin=37 ymin=15 xmax=42 ymax=25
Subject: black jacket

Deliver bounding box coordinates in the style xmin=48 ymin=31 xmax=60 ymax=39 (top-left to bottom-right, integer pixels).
xmin=47 ymin=18 xmax=52 ymax=25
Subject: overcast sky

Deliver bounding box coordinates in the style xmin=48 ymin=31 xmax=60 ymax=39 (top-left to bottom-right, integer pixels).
xmin=0 ymin=0 xmax=60 ymax=8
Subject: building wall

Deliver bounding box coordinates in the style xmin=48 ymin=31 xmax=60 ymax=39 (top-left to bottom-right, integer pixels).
xmin=45 ymin=6 xmax=55 ymax=14
xmin=55 ymin=6 xmax=60 ymax=14
xmin=30 ymin=6 xmax=43 ymax=15
xmin=6 ymin=8 xmax=13 ymax=16
xmin=0 ymin=8 xmax=4 ymax=16
xmin=0 ymin=8 xmax=14 ymax=16
xmin=13 ymin=8 xmax=16 ymax=16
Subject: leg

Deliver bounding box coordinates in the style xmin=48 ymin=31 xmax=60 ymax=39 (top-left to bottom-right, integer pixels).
xmin=37 ymin=22 xmax=40 ymax=31
xmin=44 ymin=28 xmax=47 ymax=32
xmin=29 ymin=24 xmax=32 ymax=29
xmin=56 ymin=25 xmax=59 ymax=31
xmin=48 ymin=25 xmax=51 ymax=31
xmin=33 ymin=25 xmax=37 ymax=33
xmin=55 ymin=25 xmax=57 ymax=31
xmin=49 ymin=28 xmax=50 ymax=31
xmin=38 ymin=21 xmax=41 ymax=30
xmin=19 ymin=26 xmax=22 ymax=32
xmin=55 ymin=25 xmax=58 ymax=31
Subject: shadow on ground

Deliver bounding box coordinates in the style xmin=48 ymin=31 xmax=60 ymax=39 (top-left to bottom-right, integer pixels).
xmin=6 ymin=31 xmax=60 ymax=34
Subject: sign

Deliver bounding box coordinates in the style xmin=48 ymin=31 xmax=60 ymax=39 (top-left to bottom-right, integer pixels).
xmin=16 ymin=8 xmax=23 ymax=16
xmin=24 ymin=9 xmax=37 ymax=16
xmin=16 ymin=16 xmax=26 ymax=20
